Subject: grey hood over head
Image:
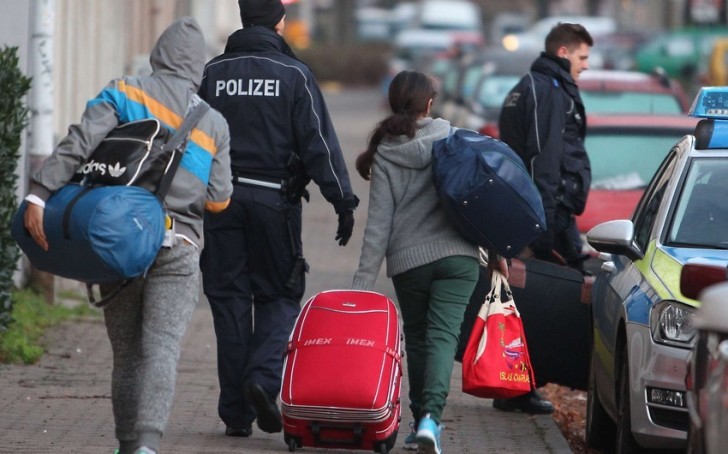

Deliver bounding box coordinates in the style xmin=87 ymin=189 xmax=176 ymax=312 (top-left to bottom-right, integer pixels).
xmin=30 ymin=15 xmax=233 ymax=249
xmin=150 ymin=16 xmax=206 ymax=91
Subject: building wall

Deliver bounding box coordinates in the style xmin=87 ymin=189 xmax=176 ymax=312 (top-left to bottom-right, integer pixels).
xmin=0 ymin=1 xmax=30 ymax=68
xmin=6 ymin=0 xmax=236 ymax=292
xmin=53 ymin=1 xmax=173 ymax=142
xmin=50 ymin=0 xmax=239 ymax=143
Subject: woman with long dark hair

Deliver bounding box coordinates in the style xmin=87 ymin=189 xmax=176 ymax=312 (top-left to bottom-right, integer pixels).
xmin=352 ymin=70 xmax=506 ymax=454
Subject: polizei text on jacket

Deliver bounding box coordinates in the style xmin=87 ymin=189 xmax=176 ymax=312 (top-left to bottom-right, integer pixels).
xmin=215 ymin=79 xmax=281 ymax=97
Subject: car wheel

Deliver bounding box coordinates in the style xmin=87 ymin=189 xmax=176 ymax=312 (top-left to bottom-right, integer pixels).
xmin=615 ymin=346 xmax=644 ymax=454
xmin=586 ymin=346 xmax=614 ymax=449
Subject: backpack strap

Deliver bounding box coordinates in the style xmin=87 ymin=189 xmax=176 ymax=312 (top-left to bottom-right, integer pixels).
xmin=87 ymin=280 xmax=130 ymax=308
xmin=88 ymin=99 xmax=211 ymax=309
xmin=155 ymin=99 xmax=211 ymax=201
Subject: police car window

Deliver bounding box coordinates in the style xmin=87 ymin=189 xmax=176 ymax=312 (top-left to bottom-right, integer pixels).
xmin=633 ymin=149 xmax=678 ymax=250
xmin=669 ymin=158 xmax=728 ymax=248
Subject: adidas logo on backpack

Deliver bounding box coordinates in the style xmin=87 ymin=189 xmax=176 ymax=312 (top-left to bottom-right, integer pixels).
xmin=108 ymin=162 xmax=127 ymax=177
xmin=76 ymin=160 xmax=126 ymax=178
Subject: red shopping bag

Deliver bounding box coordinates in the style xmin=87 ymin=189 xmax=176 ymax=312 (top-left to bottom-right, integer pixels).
xmin=462 ymin=270 xmax=535 ymax=399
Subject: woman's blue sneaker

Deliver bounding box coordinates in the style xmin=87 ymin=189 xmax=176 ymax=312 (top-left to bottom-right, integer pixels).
xmin=415 ymin=413 xmax=442 ymax=454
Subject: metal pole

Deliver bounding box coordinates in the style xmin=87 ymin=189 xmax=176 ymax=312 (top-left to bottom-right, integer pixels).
xmin=24 ymin=0 xmax=55 ymax=296
xmin=28 ymin=0 xmax=54 ymax=164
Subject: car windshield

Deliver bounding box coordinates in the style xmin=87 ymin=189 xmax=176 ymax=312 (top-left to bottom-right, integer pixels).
xmin=668 ymin=158 xmax=728 ymax=248
xmin=475 ymin=75 xmax=520 ymax=108
xmin=586 ymin=131 xmax=682 ymax=190
xmin=428 ymin=58 xmax=452 ymax=79
xmin=461 ymin=65 xmax=486 ymax=99
xmin=581 ymin=91 xmax=683 ymax=114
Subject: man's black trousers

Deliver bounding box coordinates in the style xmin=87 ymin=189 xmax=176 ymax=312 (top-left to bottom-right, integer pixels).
xmin=201 ymin=184 xmax=305 ymax=429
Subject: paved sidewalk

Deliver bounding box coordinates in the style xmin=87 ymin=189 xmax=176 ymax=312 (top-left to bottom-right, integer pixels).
xmin=0 ymin=303 xmax=571 ymax=453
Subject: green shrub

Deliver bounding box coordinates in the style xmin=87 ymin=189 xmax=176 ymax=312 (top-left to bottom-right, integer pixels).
xmin=0 ymin=46 xmax=32 ymax=332
xmin=0 ymin=288 xmax=96 ymax=364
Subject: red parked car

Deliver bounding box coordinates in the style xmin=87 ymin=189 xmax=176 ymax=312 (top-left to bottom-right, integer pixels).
xmin=579 ymin=69 xmax=691 ymax=115
xmin=467 ymin=69 xmax=690 ymax=139
xmin=576 ymin=114 xmax=699 ymax=233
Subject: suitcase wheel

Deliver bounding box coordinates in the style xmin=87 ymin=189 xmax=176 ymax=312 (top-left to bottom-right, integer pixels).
xmin=377 ymin=428 xmax=398 ymax=454
xmin=284 ymin=432 xmax=300 ymax=452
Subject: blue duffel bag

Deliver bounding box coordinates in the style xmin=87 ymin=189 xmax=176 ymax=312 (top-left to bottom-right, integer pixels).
xmin=432 ymin=128 xmax=546 ymax=258
xmin=11 ymin=184 xmax=165 ymax=283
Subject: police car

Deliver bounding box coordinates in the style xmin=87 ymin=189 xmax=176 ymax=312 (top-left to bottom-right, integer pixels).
xmin=584 ymin=87 xmax=728 ymax=452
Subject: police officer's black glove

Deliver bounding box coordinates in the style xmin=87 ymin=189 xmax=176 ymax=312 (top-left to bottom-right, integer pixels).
xmin=336 ymin=210 xmax=355 ymax=246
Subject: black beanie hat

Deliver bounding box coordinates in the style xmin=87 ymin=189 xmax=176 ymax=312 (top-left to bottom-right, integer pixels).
xmin=239 ymin=0 xmax=286 ymax=29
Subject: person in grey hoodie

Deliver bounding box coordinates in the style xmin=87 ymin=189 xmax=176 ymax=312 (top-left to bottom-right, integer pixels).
xmin=22 ymin=17 xmax=232 ymax=454
xmin=352 ymin=70 xmax=507 ymax=454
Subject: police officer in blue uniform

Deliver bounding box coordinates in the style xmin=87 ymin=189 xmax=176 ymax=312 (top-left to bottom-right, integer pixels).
xmin=499 ymin=23 xmax=592 ymax=270
xmin=198 ymin=0 xmax=359 ymax=438
xmin=493 ymin=22 xmax=593 ymax=415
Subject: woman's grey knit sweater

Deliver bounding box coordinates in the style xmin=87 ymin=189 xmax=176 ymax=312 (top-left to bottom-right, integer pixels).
xmin=352 ymin=117 xmax=479 ymax=291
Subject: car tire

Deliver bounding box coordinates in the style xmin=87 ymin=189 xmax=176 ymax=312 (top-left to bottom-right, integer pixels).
xmin=585 ymin=347 xmax=614 ymax=449
xmin=615 ymin=346 xmax=644 ymax=454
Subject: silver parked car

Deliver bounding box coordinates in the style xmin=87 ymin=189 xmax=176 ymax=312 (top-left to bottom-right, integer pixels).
xmin=680 ymin=262 xmax=728 ymax=454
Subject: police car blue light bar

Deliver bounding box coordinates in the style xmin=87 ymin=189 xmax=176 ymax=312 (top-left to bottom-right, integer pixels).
xmin=690 ymin=87 xmax=728 ymax=150
xmin=689 ymin=87 xmax=728 ymax=118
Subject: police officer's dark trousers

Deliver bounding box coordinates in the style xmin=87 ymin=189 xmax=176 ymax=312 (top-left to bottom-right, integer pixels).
xmin=201 ymin=183 xmax=305 ymax=429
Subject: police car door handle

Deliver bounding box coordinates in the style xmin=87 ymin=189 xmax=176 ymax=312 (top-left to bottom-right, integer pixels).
xmin=601 ymin=261 xmax=615 ymax=273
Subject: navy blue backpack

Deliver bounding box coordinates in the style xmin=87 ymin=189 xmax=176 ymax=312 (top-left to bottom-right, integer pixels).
xmin=432 ymin=128 xmax=546 ymax=258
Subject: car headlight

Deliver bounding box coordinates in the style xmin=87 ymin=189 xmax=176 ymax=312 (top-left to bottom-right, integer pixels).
xmin=650 ymin=300 xmax=697 ymax=348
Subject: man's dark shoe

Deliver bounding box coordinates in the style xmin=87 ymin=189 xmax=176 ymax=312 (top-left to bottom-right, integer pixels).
xmin=245 ymin=383 xmax=283 ymax=433
xmin=225 ymin=425 xmax=252 ymax=437
xmin=492 ymin=390 xmax=554 ymax=415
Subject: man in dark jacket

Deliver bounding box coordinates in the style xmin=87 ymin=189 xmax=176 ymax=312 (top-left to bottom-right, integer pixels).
xmin=495 ymin=22 xmax=593 ymax=414
xmin=198 ymin=0 xmax=359 ymax=438
xmin=499 ymin=22 xmax=592 ymax=271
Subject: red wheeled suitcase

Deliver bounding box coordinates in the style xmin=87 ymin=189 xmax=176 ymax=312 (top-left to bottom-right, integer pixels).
xmin=281 ymin=290 xmax=402 ymax=453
